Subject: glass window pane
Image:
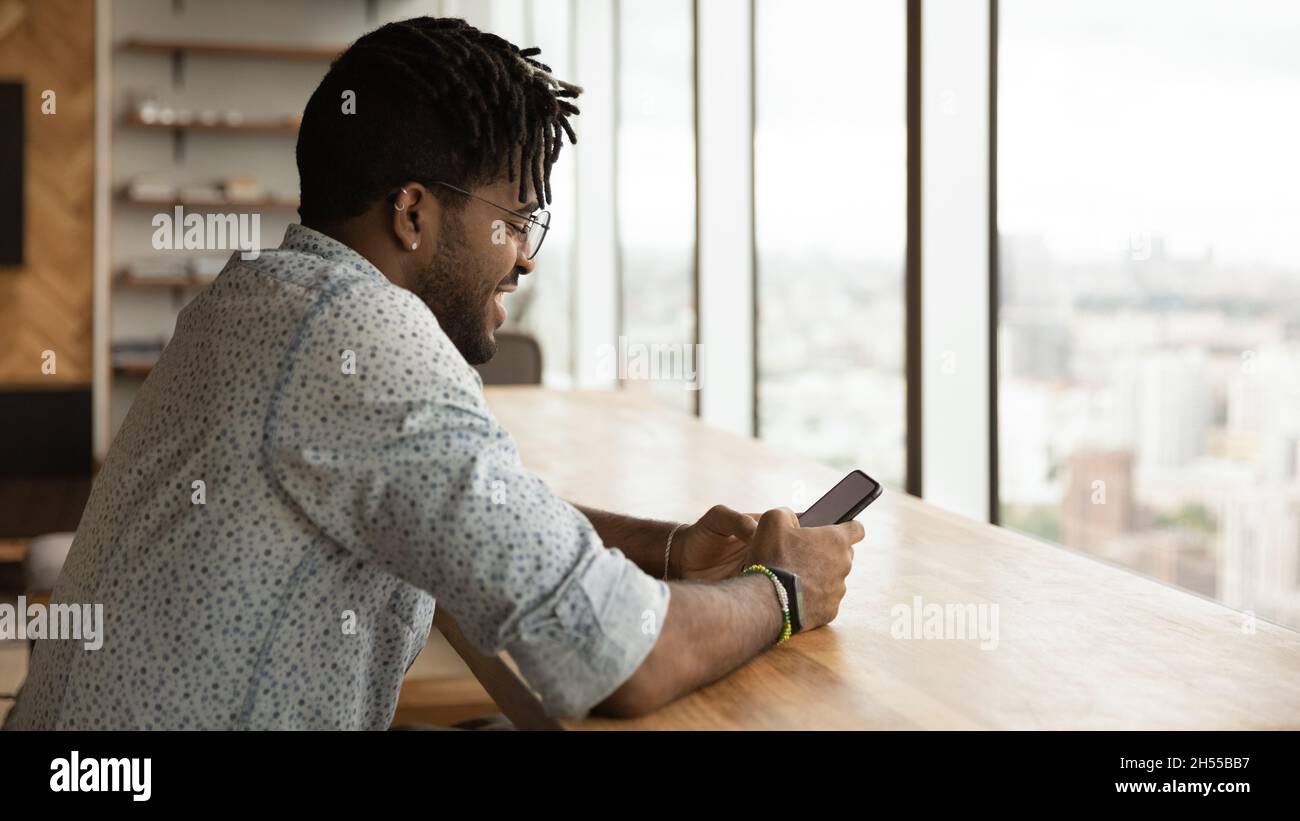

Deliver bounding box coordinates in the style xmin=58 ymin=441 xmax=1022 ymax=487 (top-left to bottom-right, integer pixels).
xmin=999 ymin=0 xmax=1300 ymax=630
xmin=511 ymin=0 xmax=576 ymax=386
xmin=617 ymin=0 xmax=697 ymax=410
xmin=755 ymin=0 xmax=907 ymax=488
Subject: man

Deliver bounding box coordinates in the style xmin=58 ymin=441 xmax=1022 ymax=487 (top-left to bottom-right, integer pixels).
xmin=4 ymin=17 xmax=862 ymax=730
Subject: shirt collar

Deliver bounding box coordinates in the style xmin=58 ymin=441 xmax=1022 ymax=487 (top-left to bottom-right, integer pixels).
xmin=279 ymin=223 xmax=385 ymax=280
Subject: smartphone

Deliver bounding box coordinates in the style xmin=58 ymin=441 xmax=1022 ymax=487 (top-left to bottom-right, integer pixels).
xmin=797 ymin=470 xmax=883 ymax=527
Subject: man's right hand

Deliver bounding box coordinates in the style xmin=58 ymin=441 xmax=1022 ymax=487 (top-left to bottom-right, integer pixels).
xmin=749 ymin=507 xmax=863 ymax=631
xmin=593 ymin=506 xmax=866 ymax=718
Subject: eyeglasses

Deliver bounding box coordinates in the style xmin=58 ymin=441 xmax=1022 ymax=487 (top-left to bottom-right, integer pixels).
xmin=428 ymin=181 xmax=551 ymax=260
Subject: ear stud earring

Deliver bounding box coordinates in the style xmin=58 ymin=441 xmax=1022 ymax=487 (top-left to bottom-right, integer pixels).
xmin=411 ymin=242 xmax=418 ymax=250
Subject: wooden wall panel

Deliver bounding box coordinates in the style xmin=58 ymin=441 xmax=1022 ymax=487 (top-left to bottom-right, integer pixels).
xmin=0 ymin=0 xmax=96 ymax=387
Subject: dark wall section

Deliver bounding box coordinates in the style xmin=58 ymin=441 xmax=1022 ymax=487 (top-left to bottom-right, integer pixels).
xmin=0 ymin=388 xmax=92 ymax=475
xmin=0 ymin=82 xmax=22 ymax=266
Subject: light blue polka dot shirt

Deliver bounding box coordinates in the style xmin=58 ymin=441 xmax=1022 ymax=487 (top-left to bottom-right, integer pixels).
xmin=4 ymin=224 xmax=670 ymax=730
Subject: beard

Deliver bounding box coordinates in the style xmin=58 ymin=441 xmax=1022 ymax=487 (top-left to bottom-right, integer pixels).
xmin=411 ymin=217 xmax=502 ymax=366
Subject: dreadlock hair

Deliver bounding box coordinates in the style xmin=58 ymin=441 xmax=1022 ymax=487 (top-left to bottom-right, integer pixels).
xmin=296 ymin=16 xmax=581 ymax=227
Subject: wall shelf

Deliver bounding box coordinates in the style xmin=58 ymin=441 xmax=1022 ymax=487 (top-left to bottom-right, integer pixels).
xmin=121 ymin=110 xmax=300 ymax=161
xmin=122 ymin=111 xmax=300 ymax=135
xmin=114 ymin=271 xmax=215 ymax=289
xmin=111 ymin=362 xmax=156 ymax=377
xmin=116 ymin=190 xmax=300 ymax=211
xmin=102 ymin=3 xmax=383 ymax=454
xmin=119 ymin=37 xmax=345 ymax=62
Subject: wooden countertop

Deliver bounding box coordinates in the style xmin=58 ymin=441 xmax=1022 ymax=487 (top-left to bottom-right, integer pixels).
xmin=460 ymin=386 xmax=1300 ymax=730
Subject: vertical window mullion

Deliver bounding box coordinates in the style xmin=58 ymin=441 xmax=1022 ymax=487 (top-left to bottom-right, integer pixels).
xmin=696 ymin=0 xmax=755 ymax=436
xmin=920 ymin=0 xmax=992 ymax=520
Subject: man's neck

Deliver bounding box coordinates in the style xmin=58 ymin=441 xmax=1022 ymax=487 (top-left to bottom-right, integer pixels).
xmin=303 ymin=218 xmax=412 ymax=291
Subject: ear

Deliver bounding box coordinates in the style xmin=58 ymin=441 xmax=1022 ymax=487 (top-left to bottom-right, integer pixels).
xmin=390 ymin=182 xmax=442 ymax=255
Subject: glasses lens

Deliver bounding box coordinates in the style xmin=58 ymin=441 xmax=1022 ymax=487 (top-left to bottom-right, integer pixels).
xmin=527 ymin=211 xmax=550 ymax=259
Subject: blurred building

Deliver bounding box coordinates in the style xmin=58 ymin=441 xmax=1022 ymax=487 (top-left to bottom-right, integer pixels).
xmin=1220 ymin=483 xmax=1300 ymax=629
xmin=1061 ymin=449 xmax=1135 ymax=552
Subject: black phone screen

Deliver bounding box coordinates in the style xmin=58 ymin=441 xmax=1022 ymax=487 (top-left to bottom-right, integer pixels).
xmin=798 ymin=470 xmax=882 ymax=527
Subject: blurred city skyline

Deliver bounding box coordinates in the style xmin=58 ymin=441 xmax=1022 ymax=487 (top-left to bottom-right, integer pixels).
xmin=528 ymin=0 xmax=1300 ymax=628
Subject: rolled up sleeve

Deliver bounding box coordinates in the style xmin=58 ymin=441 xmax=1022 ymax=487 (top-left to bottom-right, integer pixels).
xmin=265 ymin=287 xmax=668 ymax=718
xmin=506 ymin=535 xmax=669 ymax=718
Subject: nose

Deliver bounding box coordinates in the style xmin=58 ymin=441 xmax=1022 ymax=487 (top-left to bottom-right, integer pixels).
xmin=516 ymin=242 xmax=537 ymax=276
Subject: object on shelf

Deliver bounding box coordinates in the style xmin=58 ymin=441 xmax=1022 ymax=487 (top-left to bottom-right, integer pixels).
xmin=117 ymin=258 xmax=229 ymax=289
xmin=222 ymin=176 xmax=263 ymax=202
xmin=111 ymin=338 xmax=166 ymax=371
xmin=134 ymin=94 xmax=162 ymax=124
xmin=118 ymin=178 xmax=296 ymax=208
xmin=125 ymin=174 xmax=176 ymax=201
xmin=127 ymin=95 xmax=259 ymax=130
xmin=176 ymin=183 xmax=224 ymax=204
xmin=123 ymin=109 xmax=299 ymax=135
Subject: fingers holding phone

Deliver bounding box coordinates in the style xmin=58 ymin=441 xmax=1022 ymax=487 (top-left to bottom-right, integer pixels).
xmin=748 ymin=471 xmax=879 ymax=632
xmin=750 ymin=507 xmax=860 ymax=631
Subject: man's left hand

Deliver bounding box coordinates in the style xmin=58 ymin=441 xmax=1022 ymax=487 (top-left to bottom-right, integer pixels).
xmin=672 ymin=505 xmax=760 ymax=581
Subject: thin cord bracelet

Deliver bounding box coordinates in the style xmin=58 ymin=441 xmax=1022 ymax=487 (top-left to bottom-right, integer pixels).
xmin=663 ymin=522 xmax=687 ymax=580
xmin=743 ymin=564 xmax=792 ymax=644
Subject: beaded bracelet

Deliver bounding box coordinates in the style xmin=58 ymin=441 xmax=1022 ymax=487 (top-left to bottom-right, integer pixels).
xmin=743 ymin=564 xmax=792 ymax=644
xmin=663 ymin=523 xmax=687 ymax=580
